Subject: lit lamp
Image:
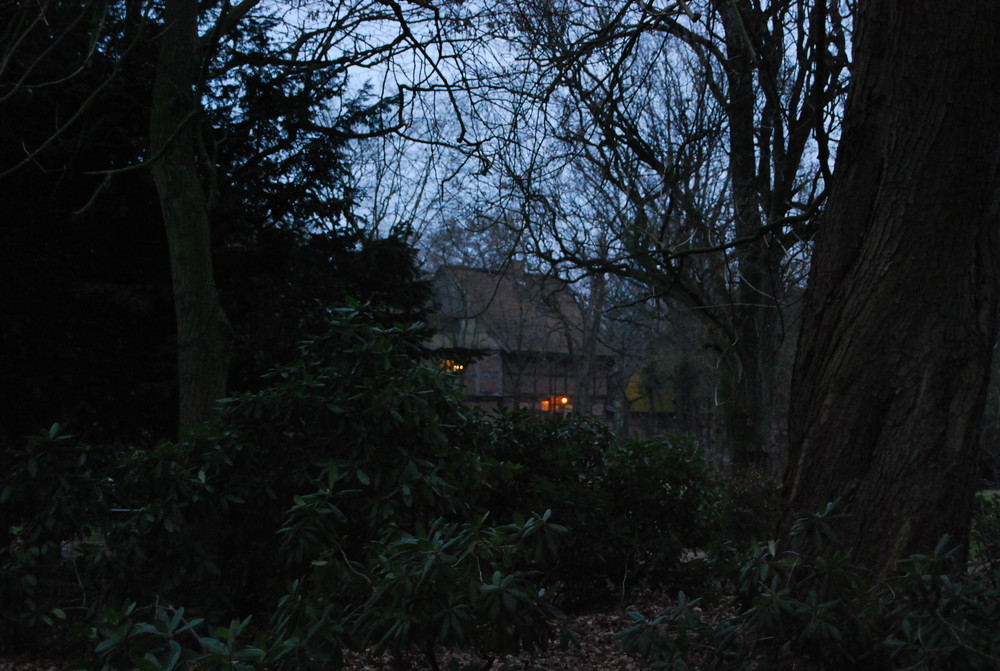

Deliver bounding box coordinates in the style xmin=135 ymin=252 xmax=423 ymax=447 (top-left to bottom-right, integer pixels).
xmin=540 ymin=396 xmax=571 ymax=412
xmin=440 ymin=359 xmax=464 ymax=373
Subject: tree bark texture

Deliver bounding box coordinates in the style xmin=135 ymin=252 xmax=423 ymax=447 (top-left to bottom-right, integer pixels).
xmin=785 ymin=2 xmax=1000 ymax=574
xmin=150 ymin=0 xmax=232 ymax=434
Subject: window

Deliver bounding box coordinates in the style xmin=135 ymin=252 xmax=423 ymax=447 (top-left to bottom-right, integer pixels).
xmin=440 ymin=359 xmax=464 ymax=374
xmin=539 ymin=396 xmax=572 ymax=413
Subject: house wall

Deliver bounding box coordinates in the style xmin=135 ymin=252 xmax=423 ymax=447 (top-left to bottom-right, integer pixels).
xmin=452 ymin=352 xmax=614 ymax=418
xmin=428 ymin=264 xmax=620 ymax=422
xmin=462 ymin=353 xmax=503 ymax=397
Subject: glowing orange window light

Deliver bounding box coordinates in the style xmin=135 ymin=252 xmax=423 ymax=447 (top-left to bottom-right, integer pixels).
xmin=440 ymin=359 xmax=464 ymax=373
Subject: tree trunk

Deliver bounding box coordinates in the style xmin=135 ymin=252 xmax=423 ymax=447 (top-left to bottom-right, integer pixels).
xmin=784 ymin=2 xmax=1000 ymax=575
xmin=150 ymin=0 xmax=232 ymax=434
xmin=718 ymin=337 xmax=775 ymax=473
xmin=717 ymin=0 xmax=783 ymax=475
xmin=574 ymin=269 xmax=607 ymax=417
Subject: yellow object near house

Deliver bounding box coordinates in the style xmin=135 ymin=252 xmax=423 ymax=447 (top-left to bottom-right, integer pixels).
xmin=625 ymin=371 xmax=676 ymax=414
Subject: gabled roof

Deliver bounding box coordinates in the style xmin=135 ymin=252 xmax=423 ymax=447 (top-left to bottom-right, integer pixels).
xmin=427 ymin=264 xmax=603 ymax=356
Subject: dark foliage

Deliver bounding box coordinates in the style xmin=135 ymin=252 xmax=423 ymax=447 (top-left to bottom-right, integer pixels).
xmin=620 ymin=502 xmax=1000 ymax=670
xmin=0 ymin=0 xmax=426 ymax=447
xmin=0 ymin=307 xmax=562 ymax=666
xmin=0 ymin=1 xmax=172 ymax=444
xmin=0 ymin=426 xmax=120 ymax=654
xmin=219 ymin=232 xmax=432 ymax=394
xmin=470 ymin=410 xmax=721 ymax=607
xmin=4 ymin=310 xmax=1000 ymax=671
xmin=714 ymin=470 xmax=783 ymax=546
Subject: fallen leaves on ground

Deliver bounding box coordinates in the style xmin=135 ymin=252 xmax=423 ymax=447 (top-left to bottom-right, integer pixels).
xmin=343 ymin=597 xmax=660 ymax=671
xmin=0 ymin=597 xmax=666 ymax=671
xmin=0 ymin=658 xmax=67 ymax=671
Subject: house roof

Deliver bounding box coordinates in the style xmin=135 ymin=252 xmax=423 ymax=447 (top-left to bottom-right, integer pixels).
xmin=427 ymin=264 xmax=610 ymax=356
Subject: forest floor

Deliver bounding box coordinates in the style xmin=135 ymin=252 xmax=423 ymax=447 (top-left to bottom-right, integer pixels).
xmin=343 ymin=597 xmax=658 ymax=670
xmin=0 ymin=595 xmax=670 ymax=671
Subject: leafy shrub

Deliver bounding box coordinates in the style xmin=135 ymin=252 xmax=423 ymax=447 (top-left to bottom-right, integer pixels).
xmin=83 ymin=602 xmax=271 ymax=671
xmin=970 ymin=490 xmax=1000 ymax=580
xmin=95 ymin=303 xmax=489 ymax=616
xmin=470 ymin=411 xmax=720 ymax=606
xmin=0 ymin=424 xmax=122 ymax=653
xmin=713 ymin=470 xmax=783 ymax=547
xmin=3 ymin=304 xmax=569 ymax=667
xmin=351 ymin=512 xmax=568 ymax=665
xmin=619 ymin=502 xmax=1000 ymax=670
xmin=3 ymin=303 xmax=722 ymax=666
xmin=604 ymin=436 xmax=720 ymax=589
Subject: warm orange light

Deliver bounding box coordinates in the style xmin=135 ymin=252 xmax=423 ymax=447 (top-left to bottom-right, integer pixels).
xmin=440 ymin=359 xmax=464 ymax=373
xmin=541 ymin=396 xmax=570 ymax=412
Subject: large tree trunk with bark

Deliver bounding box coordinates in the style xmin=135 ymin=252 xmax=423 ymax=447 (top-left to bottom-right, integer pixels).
xmin=150 ymin=0 xmax=232 ymax=434
xmin=784 ymin=2 xmax=1000 ymax=575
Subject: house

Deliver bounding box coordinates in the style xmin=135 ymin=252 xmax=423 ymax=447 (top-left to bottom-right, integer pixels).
xmin=426 ymin=264 xmax=617 ymax=419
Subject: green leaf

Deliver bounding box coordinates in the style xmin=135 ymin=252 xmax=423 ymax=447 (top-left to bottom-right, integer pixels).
xmin=234 ymin=647 xmax=266 ymax=661
xmin=198 ymin=637 xmax=228 ymax=656
xmin=163 ymin=641 xmax=183 ymax=671
xmin=174 ymin=617 xmax=204 ymax=636
xmin=94 ymin=638 xmax=119 ymax=654
xmin=137 ymin=655 xmax=164 ymax=671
